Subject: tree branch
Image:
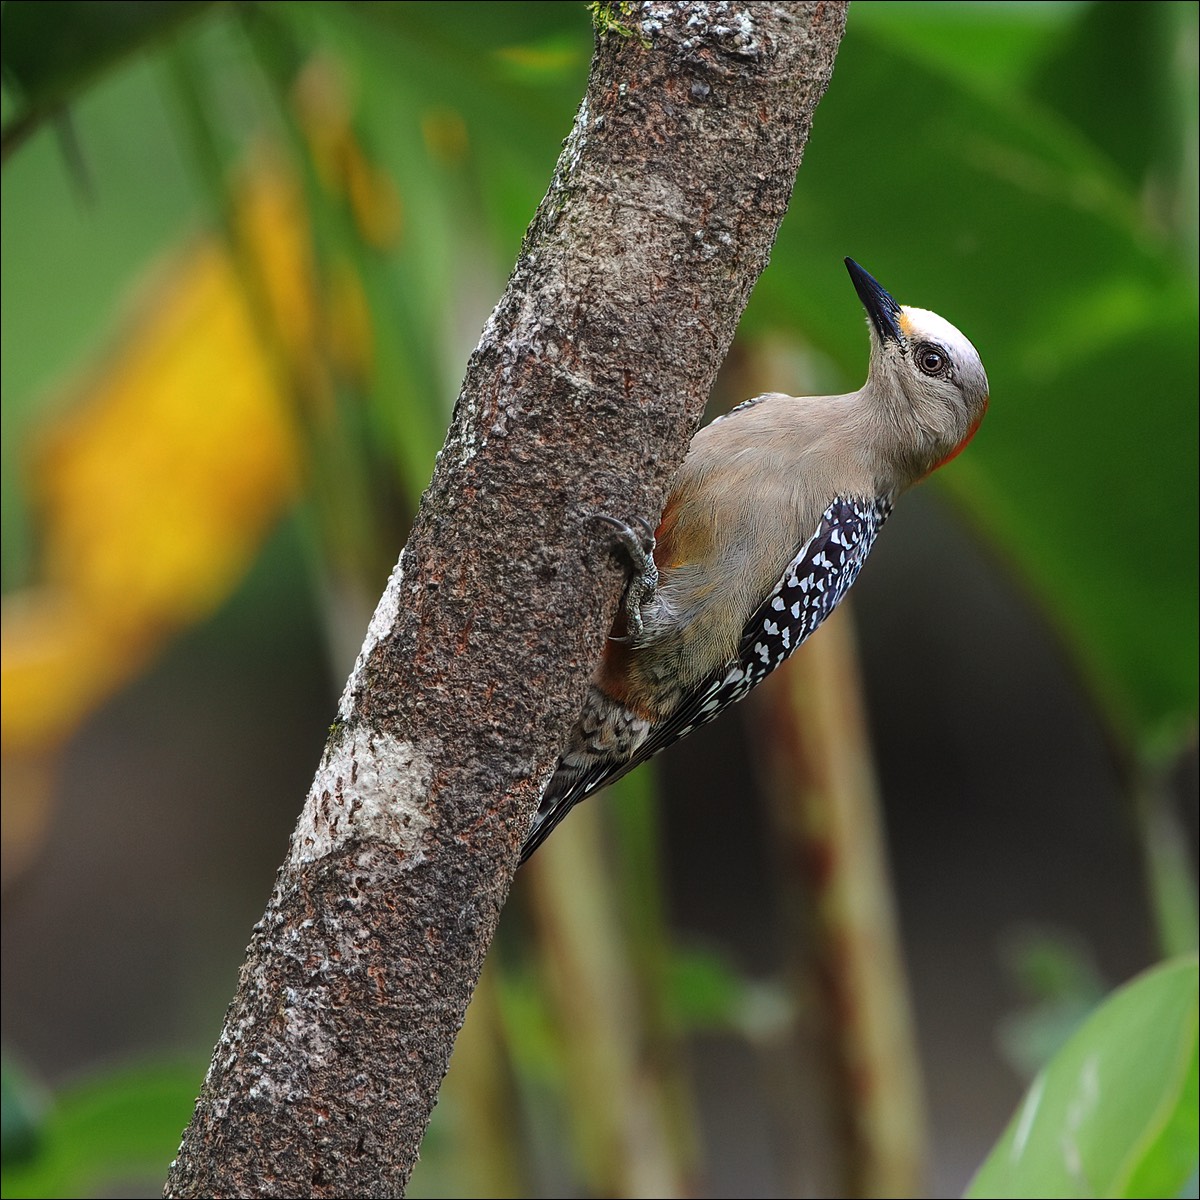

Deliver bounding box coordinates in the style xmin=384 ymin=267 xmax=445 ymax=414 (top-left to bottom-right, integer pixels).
xmin=164 ymin=4 xmax=847 ymax=1195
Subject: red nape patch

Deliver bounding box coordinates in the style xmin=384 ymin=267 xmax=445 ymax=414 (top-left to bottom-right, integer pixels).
xmin=926 ymin=399 xmax=988 ymax=477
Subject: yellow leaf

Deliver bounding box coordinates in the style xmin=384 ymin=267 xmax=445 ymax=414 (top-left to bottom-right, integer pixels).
xmin=2 ymin=170 xmax=309 ymax=760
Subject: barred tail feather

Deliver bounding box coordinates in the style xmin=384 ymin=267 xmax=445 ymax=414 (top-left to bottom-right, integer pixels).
xmin=519 ymin=766 xmax=593 ymax=865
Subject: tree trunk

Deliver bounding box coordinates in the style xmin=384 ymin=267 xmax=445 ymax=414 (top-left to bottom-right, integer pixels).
xmin=164 ymin=3 xmax=847 ymax=1195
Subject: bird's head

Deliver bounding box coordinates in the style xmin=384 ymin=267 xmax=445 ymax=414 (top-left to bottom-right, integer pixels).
xmin=845 ymin=257 xmax=989 ymax=485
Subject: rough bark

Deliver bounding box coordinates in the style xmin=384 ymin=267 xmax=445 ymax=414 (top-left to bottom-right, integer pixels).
xmin=164 ymin=4 xmax=847 ymax=1196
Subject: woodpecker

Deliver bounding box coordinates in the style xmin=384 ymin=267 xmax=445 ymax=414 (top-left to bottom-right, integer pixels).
xmin=520 ymin=259 xmax=989 ymax=863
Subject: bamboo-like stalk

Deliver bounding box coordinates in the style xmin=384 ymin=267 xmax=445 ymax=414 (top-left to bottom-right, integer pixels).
xmin=523 ymin=798 xmax=692 ymax=1198
xmin=423 ymin=964 xmax=528 ymax=1198
xmin=609 ymin=768 xmax=703 ymax=1181
xmin=164 ymin=36 xmax=389 ymax=673
xmin=754 ymin=605 xmax=927 ymax=1198
xmin=1132 ymin=766 xmax=1199 ymax=960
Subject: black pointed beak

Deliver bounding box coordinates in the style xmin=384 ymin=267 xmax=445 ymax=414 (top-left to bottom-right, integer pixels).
xmin=845 ymin=258 xmax=904 ymax=344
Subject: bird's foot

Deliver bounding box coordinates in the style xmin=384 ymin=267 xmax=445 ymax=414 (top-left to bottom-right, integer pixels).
xmin=592 ymin=513 xmax=658 ymax=642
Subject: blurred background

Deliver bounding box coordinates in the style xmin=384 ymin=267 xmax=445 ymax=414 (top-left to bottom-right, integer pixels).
xmin=1 ymin=2 xmax=1196 ymax=1197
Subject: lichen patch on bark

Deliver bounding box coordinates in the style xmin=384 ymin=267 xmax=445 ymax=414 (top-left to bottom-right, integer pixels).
xmin=290 ymin=726 xmax=435 ymax=867
xmin=337 ymin=558 xmax=405 ymax=720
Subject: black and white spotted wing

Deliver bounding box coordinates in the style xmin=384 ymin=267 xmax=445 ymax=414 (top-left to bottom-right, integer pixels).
xmin=632 ymin=494 xmax=891 ymax=760
xmin=739 ymin=495 xmax=891 ymax=682
xmin=570 ymin=494 xmax=892 ymax=807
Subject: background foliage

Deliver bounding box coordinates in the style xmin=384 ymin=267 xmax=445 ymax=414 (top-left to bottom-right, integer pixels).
xmin=2 ymin=2 xmax=1196 ymax=1197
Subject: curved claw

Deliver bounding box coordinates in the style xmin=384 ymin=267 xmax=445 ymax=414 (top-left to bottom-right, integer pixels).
xmin=627 ymin=514 xmax=657 ymax=542
xmin=590 ymin=511 xmax=659 ymax=642
xmin=591 ymin=511 xmax=652 ymax=543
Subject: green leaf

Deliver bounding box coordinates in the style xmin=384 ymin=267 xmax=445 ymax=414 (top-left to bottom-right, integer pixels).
xmin=966 ymin=956 xmax=1199 ymax=1199
xmin=849 ymin=1 xmax=1085 ymax=92
xmin=1 ymin=1055 xmax=47 ymax=1167
xmin=0 ymin=1059 xmax=202 ymax=1200
xmin=1 ymin=0 xmax=216 ymax=163
xmin=1 ymin=43 xmax=213 ymax=590
xmin=745 ymin=18 xmax=1199 ymax=756
xmin=2 ymin=1 xmax=213 ymax=114
xmin=243 ymin=1 xmax=591 ymax=506
xmin=1031 ymin=1 xmax=1193 ymax=199
xmin=996 ymin=929 xmax=1107 ymax=1079
xmin=665 ymin=946 xmax=745 ymax=1030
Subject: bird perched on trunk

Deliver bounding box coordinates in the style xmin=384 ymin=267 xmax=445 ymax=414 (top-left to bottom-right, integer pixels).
xmin=520 ymin=259 xmax=989 ymax=863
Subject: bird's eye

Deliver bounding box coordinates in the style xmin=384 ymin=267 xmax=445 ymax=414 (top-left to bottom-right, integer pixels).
xmin=916 ymin=345 xmax=948 ymax=377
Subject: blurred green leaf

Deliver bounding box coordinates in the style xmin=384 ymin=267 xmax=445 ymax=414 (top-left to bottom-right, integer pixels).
xmin=237 ymin=0 xmax=591 ymax=511
xmin=849 ymin=1 xmax=1086 ymax=91
xmin=996 ymin=928 xmax=1107 ymax=1079
xmin=1 ymin=1 xmax=211 ymax=106
xmin=0 ymin=1059 xmax=202 ymax=1200
xmin=665 ymin=947 xmax=746 ymax=1031
xmin=747 ymin=16 xmax=1199 ymax=757
xmin=1030 ymin=0 xmax=1199 ymax=285
xmin=967 ymin=955 xmax=1199 ymax=1199
xmin=1032 ymin=2 xmax=1191 ymax=198
xmin=1 ymin=0 xmax=213 ymax=156
xmin=1 ymin=52 xmax=209 ymax=590
xmin=1 ymin=1055 xmax=47 ymax=1167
